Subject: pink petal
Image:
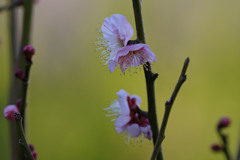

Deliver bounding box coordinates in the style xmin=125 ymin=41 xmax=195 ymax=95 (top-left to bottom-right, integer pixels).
xmin=102 ymin=14 xmax=133 ymax=47
xmin=126 ymin=124 xmax=141 ymax=137
xmin=116 ymin=43 xmax=157 ymax=73
xmin=142 ymin=48 xmax=157 ymax=62
xmin=116 ymin=89 xmax=130 ymax=115
xmin=116 ymin=43 xmax=149 ymax=58
xmin=108 ymin=14 xmax=134 ymax=46
xmin=3 ymin=105 xmax=20 ymax=121
xmin=114 ymin=115 xmax=131 ymax=128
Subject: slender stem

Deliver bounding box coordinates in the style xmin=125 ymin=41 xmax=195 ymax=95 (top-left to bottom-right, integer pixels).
xmin=217 ymin=128 xmax=231 ymax=160
xmin=151 ymin=58 xmax=190 ymax=160
xmin=20 ymin=62 xmax=32 ymax=121
xmin=237 ymin=131 xmax=240 ymax=160
xmin=20 ymin=0 xmax=34 ymax=57
xmin=18 ymin=0 xmax=34 ymax=128
xmin=132 ymin=0 xmax=145 ymax=43
xmin=14 ymin=113 xmax=35 ymax=160
xmin=132 ymin=0 xmax=162 ymax=160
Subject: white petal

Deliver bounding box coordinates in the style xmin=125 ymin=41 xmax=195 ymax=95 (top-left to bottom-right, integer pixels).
xmin=117 ymin=89 xmax=130 ymax=115
xmin=126 ymin=124 xmax=141 ymax=137
xmin=101 ymin=14 xmax=133 ymax=49
xmin=109 ymin=14 xmax=133 ymax=46
xmin=115 ymin=126 xmax=126 ymax=134
xmin=114 ymin=115 xmax=131 ymax=127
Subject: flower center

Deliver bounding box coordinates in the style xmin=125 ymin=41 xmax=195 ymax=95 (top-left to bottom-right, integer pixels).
xmin=127 ymin=96 xmax=150 ymax=127
xmin=127 ymin=96 xmax=136 ymax=109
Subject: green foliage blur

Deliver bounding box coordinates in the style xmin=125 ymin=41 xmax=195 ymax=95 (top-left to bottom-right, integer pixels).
xmin=0 ymin=0 xmax=240 ymax=159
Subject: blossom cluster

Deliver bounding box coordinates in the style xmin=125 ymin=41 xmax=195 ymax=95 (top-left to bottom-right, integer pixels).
xmin=105 ymin=90 xmax=152 ymax=141
xmin=99 ymin=14 xmax=155 ymax=141
xmin=97 ymin=14 xmax=156 ymax=73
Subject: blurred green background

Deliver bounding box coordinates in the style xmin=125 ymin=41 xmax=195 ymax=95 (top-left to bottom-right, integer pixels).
xmin=1 ymin=0 xmax=240 ymax=159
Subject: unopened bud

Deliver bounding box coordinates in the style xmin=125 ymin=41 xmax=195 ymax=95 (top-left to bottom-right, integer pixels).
xmin=218 ymin=117 xmax=230 ymax=129
xmin=23 ymin=45 xmax=35 ymax=59
xmin=3 ymin=105 xmax=20 ymax=121
xmin=29 ymin=144 xmax=35 ymax=151
xmin=16 ymin=99 xmax=22 ymax=110
xmin=14 ymin=68 xmax=25 ymax=80
xmin=211 ymin=144 xmax=222 ymax=152
xmin=32 ymin=151 xmax=37 ymax=160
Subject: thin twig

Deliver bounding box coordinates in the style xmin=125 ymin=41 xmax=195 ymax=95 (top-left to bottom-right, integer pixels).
xmin=18 ymin=0 xmax=34 ymax=128
xmin=151 ymin=58 xmax=190 ymax=160
xmin=14 ymin=113 xmax=35 ymax=160
xmin=237 ymin=129 xmax=240 ymax=160
xmin=217 ymin=128 xmax=231 ymax=160
xmin=236 ymin=127 xmax=240 ymax=160
xmin=20 ymin=60 xmax=32 ymax=121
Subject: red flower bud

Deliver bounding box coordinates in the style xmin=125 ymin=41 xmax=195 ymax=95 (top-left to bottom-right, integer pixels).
xmin=218 ymin=117 xmax=230 ymax=129
xmin=3 ymin=105 xmax=20 ymax=121
xmin=23 ymin=45 xmax=35 ymax=59
xmin=16 ymin=99 xmax=22 ymax=110
xmin=29 ymin=144 xmax=35 ymax=152
xmin=211 ymin=144 xmax=222 ymax=152
xmin=14 ymin=68 xmax=25 ymax=80
xmin=32 ymin=151 xmax=37 ymax=160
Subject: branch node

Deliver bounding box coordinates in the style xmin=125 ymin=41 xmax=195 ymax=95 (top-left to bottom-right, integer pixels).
xmin=182 ymin=75 xmax=187 ymax=82
xmin=18 ymin=139 xmax=23 ymax=145
xmin=152 ymin=73 xmax=159 ymax=81
xmin=14 ymin=112 xmax=22 ymax=121
xmin=165 ymin=101 xmax=170 ymax=107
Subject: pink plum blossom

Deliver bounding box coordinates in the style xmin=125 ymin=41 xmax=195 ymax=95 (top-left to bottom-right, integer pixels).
xmin=105 ymin=89 xmax=152 ymax=141
xmin=3 ymin=105 xmax=20 ymax=121
xmin=109 ymin=43 xmax=156 ymax=73
xmin=97 ymin=14 xmax=156 ymax=73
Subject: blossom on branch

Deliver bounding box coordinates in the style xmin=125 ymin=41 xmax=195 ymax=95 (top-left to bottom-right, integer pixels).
xmin=25 ymin=144 xmax=37 ymax=160
xmin=105 ymin=89 xmax=152 ymax=141
xmin=3 ymin=105 xmax=20 ymax=121
xmin=97 ymin=14 xmax=156 ymax=73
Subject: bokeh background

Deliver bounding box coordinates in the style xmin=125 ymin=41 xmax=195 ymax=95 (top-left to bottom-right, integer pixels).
xmin=0 ymin=0 xmax=240 ymax=159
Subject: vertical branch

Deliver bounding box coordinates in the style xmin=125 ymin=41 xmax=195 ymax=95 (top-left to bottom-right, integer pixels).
xmin=20 ymin=0 xmax=34 ymax=57
xmin=132 ymin=0 xmax=145 ymax=43
xmin=7 ymin=0 xmax=34 ymax=159
xmin=20 ymin=58 xmax=33 ymax=125
xmin=151 ymin=58 xmax=189 ymax=160
xmin=132 ymin=0 xmax=162 ymax=159
xmin=18 ymin=0 xmax=34 ymax=128
xmin=8 ymin=1 xmax=24 ymax=160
